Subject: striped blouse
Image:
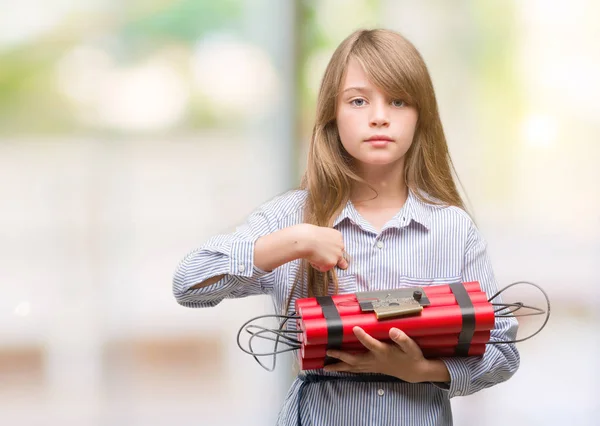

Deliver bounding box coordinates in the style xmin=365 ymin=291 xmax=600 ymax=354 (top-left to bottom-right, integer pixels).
xmin=172 ymin=188 xmax=519 ymax=426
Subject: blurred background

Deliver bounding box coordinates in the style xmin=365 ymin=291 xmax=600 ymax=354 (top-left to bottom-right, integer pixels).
xmin=1 ymin=0 xmax=598 ymax=425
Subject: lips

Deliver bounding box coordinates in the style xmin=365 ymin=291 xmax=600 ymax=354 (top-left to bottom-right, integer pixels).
xmin=365 ymin=135 xmax=393 ymax=148
xmin=366 ymin=135 xmax=393 ymax=142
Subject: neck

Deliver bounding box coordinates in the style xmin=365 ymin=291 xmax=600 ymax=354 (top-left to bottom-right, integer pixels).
xmin=351 ymin=160 xmax=408 ymax=207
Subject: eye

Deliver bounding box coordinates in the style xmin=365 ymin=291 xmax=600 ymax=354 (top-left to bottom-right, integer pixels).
xmin=350 ymin=98 xmax=366 ymax=107
xmin=392 ymin=100 xmax=405 ymax=107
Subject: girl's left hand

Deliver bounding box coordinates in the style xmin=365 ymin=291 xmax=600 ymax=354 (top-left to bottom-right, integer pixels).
xmin=323 ymin=326 xmax=429 ymax=383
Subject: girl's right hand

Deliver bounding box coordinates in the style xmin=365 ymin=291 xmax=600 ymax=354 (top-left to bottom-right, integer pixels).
xmin=295 ymin=224 xmax=349 ymax=272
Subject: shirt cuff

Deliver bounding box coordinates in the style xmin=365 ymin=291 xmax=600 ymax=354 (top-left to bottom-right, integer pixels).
xmin=431 ymin=358 xmax=472 ymax=398
xmin=229 ymin=240 xmax=256 ymax=277
xmin=230 ymin=239 xmax=276 ymax=283
xmin=184 ymin=240 xmax=274 ymax=298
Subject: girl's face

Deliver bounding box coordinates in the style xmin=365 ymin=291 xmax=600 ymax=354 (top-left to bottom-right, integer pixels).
xmin=336 ymin=58 xmax=418 ymax=171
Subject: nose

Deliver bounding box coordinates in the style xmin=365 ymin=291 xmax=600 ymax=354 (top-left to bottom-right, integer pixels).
xmin=369 ymin=102 xmax=390 ymax=128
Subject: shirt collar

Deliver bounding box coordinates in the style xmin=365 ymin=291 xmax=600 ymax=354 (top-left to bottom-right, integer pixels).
xmin=332 ymin=200 xmax=362 ymax=228
xmin=332 ymin=188 xmax=433 ymax=231
xmin=399 ymin=188 xmax=433 ymax=230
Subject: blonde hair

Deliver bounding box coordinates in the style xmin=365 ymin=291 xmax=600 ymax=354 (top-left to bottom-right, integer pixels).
xmin=286 ymin=29 xmax=465 ymax=312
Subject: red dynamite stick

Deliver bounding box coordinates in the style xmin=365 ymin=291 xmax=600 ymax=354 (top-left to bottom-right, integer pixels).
xmin=299 ymin=344 xmax=487 ymax=370
xmin=294 ymin=292 xmax=488 ymax=342
xmin=300 ymin=330 xmax=491 ymax=359
xmin=298 ymin=291 xmax=490 ymax=320
xmin=294 ymin=281 xmax=482 ymax=312
xmin=300 ymin=303 xmax=495 ymax=345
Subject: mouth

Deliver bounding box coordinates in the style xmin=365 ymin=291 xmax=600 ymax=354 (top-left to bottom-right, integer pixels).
xmin=365 ymin=135 xmax=394 ymax=142
xmin=365 ymin=135 xmax=394 ymax=147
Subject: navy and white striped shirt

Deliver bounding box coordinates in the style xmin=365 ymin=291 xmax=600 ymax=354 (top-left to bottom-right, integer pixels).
xmin=173 ymin=189 xmax=519 ymax=426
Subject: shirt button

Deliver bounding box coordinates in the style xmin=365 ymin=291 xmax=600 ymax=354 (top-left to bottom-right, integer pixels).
xmin=376 ymin=241 xmax=384 ymax=249
xmin=455 ymin=390 xmax=462 ymax=396
xmin=377 ymin=389 xmax=385 ymax=396
xmin=238 ymin=264 xmax=246 ymax=272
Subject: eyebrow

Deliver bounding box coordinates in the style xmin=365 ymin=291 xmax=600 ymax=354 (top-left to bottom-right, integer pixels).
xmin=341 ymin=86 xmax=372 ymax=94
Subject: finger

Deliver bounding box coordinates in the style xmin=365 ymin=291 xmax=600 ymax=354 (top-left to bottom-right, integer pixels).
xmin=337 ymin=257 xmax=349 ymax=270
xmin=353 ymin=326 xmax=386 ymax=352
xmin=310 ymin=263 xmax=332 ymax=273
xmin=325 ymin=349 xmax=362 ymax=366
xmin=321 ymin=263 xmax=335 ymax=272
xmin=322 ymin=361 xmax=353 ymax=373
xmin=389 ymin=328 xmax=420 ymax=354
xmin=309 ymin=263 xmax=324 ymax=272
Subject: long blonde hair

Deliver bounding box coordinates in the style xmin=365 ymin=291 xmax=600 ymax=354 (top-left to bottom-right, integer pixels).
xmin=287 ymin=29 xmax=465 ymax=312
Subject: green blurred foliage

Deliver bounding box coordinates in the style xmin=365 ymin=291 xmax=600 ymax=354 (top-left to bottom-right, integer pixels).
xmin=118 ymin=0 xmax=241 ymax=60
xmin=0 ymin=0 xmax=242 ymax=136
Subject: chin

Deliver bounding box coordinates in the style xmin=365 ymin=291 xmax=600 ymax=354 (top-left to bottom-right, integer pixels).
xmin=357 ymin=154 xmax=402 ymax=166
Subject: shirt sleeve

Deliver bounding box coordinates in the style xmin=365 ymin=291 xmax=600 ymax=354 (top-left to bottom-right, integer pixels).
xmin=435 ymin=222 xmax=520 ymax=398
xmin=172 ymin=206 xmax=280 ymax=308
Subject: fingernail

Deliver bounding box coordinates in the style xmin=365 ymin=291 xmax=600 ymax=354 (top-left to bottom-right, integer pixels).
xmin=390 ymin=328 xmax=401 ymax=339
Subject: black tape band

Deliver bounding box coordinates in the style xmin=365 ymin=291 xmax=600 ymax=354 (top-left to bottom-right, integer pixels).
xmin=315 ymin=296 xmax=343 ymax=365
xmin=449 ymin=283 xmax=476 ymax=356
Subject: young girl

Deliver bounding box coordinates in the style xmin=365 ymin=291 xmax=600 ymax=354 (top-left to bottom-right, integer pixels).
xmin=173 ymin=28 xmax=519 ymax=426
